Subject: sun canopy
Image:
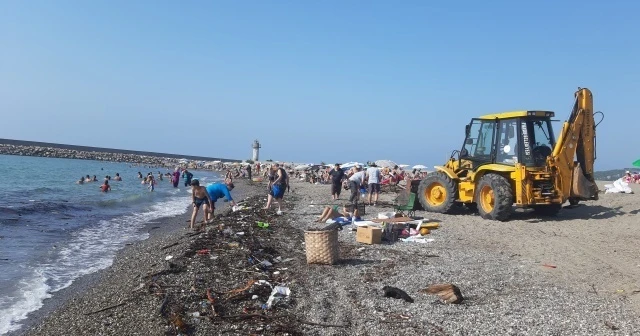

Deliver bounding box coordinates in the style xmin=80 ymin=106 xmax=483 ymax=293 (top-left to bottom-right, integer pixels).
xmin=375 ymin=160 xmax=397 ymax=168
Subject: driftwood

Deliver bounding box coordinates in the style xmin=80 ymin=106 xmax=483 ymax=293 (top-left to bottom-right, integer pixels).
xmin=160 ymin=242 xmax=180 ymax=250
xmin=83 ymin=301 xmax=129 ymax=316
xmin=420 ymin=283 xmax=463 ymax=304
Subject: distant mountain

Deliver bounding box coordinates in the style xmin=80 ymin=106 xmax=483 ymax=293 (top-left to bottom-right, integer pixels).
xmin=594 ymin=169 xmax=636 ymax=181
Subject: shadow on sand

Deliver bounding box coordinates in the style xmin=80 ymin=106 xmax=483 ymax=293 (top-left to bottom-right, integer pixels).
xmin=515 ymin=204 xmax=627 ymax=223
xmin=439 ymin=203 xmax=631 ymax=223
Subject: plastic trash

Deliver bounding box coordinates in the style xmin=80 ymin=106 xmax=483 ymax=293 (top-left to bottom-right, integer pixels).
xmin=266 ymin=286 xmax=291 ymax=308
xmin=165 ymin=255 xmax=173 ymax=260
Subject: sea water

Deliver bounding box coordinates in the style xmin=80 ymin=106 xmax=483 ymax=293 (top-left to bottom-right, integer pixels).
xmin=0 ymin=155 xmax=221 ymax=334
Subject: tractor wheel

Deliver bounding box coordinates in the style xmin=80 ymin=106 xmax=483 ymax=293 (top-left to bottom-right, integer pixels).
xmin=418 ymin=172 xmax=456 ymax=214
xmin=532 ymin=204 xmax=562 ymax=216
xmin=568 ymin=198 xmax=580 ymax=206
xmin=475 ymin=174 xmax=513 ymax=221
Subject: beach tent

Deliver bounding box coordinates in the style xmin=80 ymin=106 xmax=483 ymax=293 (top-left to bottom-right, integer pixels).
xmin=341 ymin=162 xmax=362 ymax=169
xmin=375 ymin=160 xmax=397 ymax=168
xmin=295 ymin=164 xmax=311 ymax=170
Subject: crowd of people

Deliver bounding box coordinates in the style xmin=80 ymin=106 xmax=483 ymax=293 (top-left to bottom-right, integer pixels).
xmin=623 ymin=170 xmax=640 ymax=184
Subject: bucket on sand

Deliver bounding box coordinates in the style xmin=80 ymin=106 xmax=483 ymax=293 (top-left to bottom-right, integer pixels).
xmin=304 ymin=229 xmax=340 ymax=265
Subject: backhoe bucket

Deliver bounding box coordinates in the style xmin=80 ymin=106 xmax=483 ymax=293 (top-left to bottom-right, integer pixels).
xmin=571 ymin=163 xmax=599 ymax=200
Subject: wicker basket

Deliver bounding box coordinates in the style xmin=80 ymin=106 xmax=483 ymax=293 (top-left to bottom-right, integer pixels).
xmin=304 ymin=229 xmax=340 ymax=265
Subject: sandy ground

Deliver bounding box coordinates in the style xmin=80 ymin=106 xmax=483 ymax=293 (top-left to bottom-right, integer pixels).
xmin=17 ymin=179 xmax=640 ymax=335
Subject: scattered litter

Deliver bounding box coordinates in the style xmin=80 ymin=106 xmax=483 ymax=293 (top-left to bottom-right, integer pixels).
xmin=252 ymin=295 xmax=259 ymax=300
xmin=236 ymin=232 xmax=245 ymax=236
xmin=189 ymin=312 xmax=200 ymax=317
xmin=542 ymin=264 xmax=557 ymax=268
xmin=165 ymin=255 xmax=173 ymax=261
xmin=605 ymin=321 xmax=620 ymax=330
xmin=266 ymin=286 xmax=291 ymax=308
xmin=382 ymin=286 xmax=413 ymax=303
xmin=273 ymin=271 xmax=280 ymax=275
xmin=400 ymin=236 xmax=434 ymax=243
xmin=420 ymin=283 xmax=464 ymax=304
xmin=357 ymin=247 xmax=366 ymax=252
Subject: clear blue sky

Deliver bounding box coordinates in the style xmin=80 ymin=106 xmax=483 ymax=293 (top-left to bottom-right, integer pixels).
xmin=1 ymin=0 xmax=638 ymax=170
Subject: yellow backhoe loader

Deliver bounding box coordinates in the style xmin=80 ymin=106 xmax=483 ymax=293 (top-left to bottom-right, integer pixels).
xmin=417 ymin=87 xmax=602 ymax=221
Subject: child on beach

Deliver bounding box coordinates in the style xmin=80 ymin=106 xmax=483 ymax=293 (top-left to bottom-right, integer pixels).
xmin=148 ymin=175 xmax=156 ymax=192
xmin=190 ymin=179 xmax=213 ymax=230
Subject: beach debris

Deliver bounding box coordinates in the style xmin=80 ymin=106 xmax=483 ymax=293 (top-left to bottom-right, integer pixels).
xmin=165 ymin=255 xmax=173 ymax=261
xmin=382 ymin=286 xmax=414 ymax=303
xmin=542 ymin=263 xmax=557 ymax=268
xmin=83 ymin=300 xmax=130 ymax=316
xmin=420 ymin=283 xmax=464 ymax=304
xmin=604 ymin=321 xmax=620 ymax=330
xmin=266 ymin=286 xmax=291 ymax=308
xmin=169 ymin=312 xmax=188 ymax=333
xmin=196 ymin=248 xmax=210 ymax=255
xmin=400 ymin=236 xmax=434 ymax=243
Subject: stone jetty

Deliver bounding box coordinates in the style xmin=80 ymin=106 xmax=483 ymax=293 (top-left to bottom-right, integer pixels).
xmin=1 ymin=143 xmax=181 ymax=166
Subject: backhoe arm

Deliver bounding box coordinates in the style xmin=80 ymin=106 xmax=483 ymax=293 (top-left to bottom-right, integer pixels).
xmin=549 ymin=88 xmax=598 ymax=202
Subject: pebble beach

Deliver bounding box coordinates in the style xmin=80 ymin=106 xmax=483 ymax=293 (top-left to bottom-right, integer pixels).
xmin=14 ymin=178 xmax=640 ymax=336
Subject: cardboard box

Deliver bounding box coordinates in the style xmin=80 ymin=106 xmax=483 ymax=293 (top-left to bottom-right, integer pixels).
xmin=356 ymin=226 xmax=382 ymax=245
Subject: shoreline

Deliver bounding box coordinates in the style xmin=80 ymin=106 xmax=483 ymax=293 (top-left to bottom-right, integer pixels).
xmin=14 ymin=180 xmax=640 ymax=335
xmin=6 ymin=179 xmax=259 ymax=336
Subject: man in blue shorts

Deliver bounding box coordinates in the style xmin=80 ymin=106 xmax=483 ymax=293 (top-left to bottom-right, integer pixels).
xmin=205 ymin=180 xmax=237 ymax=223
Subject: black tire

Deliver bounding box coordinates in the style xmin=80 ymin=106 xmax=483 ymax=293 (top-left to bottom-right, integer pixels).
xmin=475 ymin=174 xmax=513 ymax=221
xmin=417 ymin=172 xmax=457 ymax=214
xmin=568 ymin=198 xmax=580 ymax=206
xmin=532 ymin=204 xmax=562 ymax=216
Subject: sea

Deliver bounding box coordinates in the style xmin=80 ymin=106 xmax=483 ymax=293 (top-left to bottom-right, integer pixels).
xmin=0 ymin=155 xmax=222 ymax=335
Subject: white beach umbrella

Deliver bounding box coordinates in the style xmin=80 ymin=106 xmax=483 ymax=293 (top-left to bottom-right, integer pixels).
xmin=398 ymin=164 xmax=410 ymax=168
xmin=295 ymin=164 xmax=311 ymax=170
xmin=412 ymin=164 xmax=428 ymax=170
xmin=375 ymin=160 xmax=397 ymax=168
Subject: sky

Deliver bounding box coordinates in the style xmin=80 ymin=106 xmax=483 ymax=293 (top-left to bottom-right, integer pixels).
xmin=1 ymin=0 xmax=639 ymax=170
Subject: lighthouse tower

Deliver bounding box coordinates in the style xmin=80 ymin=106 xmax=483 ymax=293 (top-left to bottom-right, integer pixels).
xmin=252 ymin=140 xmax=261 ymax=161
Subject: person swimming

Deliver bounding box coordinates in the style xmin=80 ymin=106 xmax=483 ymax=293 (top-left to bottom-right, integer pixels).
xmin=100 ymin=180 xmax=111 ymax=192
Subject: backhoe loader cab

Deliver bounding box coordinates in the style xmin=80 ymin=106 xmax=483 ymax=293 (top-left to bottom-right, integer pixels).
xmin=417 ymin=87 xmax=600 ymax=221
xmin=460 ymin=111 xmax=556 ymax=169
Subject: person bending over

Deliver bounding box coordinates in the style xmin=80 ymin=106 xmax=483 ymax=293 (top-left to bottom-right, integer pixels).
xmin=190 ymin=179 xmax=213 ymax=230
xmin=205 ymin=180 xmax=237 ymax=223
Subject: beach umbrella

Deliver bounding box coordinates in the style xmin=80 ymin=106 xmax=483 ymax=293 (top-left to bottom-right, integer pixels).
xmin=398 ymin=164 xmax=410 ymax=168
xmin=295 ymin=164 xmax=311 ymax=170
xmin=633 ymin=159 xmax=640 ymax=167
xmin=412 ymin=164 xmax=428 ymax=170
xmin=375 ymin=160 xmax=397 ymax=168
